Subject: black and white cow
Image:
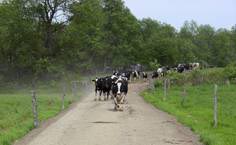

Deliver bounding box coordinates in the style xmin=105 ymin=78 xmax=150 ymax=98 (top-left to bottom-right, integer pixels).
xmin=121 ymin=71 xmax=131 ymax=81
xmin=102 ymin=76 xmax=112 ymax=101
xmin=92 ymin=76 xmax=113 ymax=101
xmin=112 ymin=76 xmax=128 ymax=111
xmin=192 ymin=62 xmax=200 ymax=70
xmin=142 ymin=72 xmax=148 ymax=80
xmin=157 ymin=67 xmax=169 ymax=77
xmin=177 ymin=64 xmax=185 ymax=73
xmin=92 ymin=77 xmax=104 ymax=101
xmin=113 ymin=71 xmax=121 ymax=76
xmin=152 ymin=71 xmax=159 ymax=79
xmin=132 ymin=70 xmax=140 ymax=80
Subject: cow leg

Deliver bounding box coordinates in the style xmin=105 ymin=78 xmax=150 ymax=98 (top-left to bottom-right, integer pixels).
xmin=120 ymin=94 xmax=125 ymax=104
xmin=107 ymin=92 xmax=109 ymax=100
xmin=123 ymin=94 xmax=127 ymax=104
xmin=94 ymin=89 xmax=97 ymax=101
xmin=103 ymin=91 xmax=107 ymax=101
xmin=110 ymin=93 xmax=114 ymax=99
xmin=99 ymin=91 xmax=102 ymax=101
xmin=113 ymin=96 xmax=119 ymax=110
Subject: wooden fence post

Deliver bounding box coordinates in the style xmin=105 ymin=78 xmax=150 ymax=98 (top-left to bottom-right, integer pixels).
xmin=167 ymin=79 xmax=171 ymax=90
xmin=213 ymin=84 xmax=218 ymax=128
xmin=181 ymin=86 xmax=187 ymax=107
xmin=163 ymin=79 xmax=167 ymax=100
xmin=61 ymin=82 xmax=66 ymax=110
xmin=31 ymin=90 xmax=39 ymax=128
xmin=226 ymin=79 xmax=230 ymax=86
xmin=149 ymin=78 xmax=154 ymax=89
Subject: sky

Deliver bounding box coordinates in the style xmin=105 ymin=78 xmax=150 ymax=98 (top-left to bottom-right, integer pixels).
xmin=123 ymin=0 xmax=236 ymax=30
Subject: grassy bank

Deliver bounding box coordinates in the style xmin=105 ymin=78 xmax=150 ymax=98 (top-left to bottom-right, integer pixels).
xmin=0 ymin=84 xmax=78 ymax=145
xmin=142 ymin=82 xmax=236 ymax=145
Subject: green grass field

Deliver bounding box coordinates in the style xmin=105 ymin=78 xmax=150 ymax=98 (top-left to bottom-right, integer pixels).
xmin=142 ymin=83 xmax=236 ymax=145
xmin=0 ymin=85 xmax=77 ymax=145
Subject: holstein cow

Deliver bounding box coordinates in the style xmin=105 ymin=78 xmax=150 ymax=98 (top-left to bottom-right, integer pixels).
xmin=92 ymin=76 xmax=112 ymax=101
xmin=177 ymin=64 xmax=185 ymax=73
xmin=112 ymin=76 xmax=128 ymax=111
xmin=192 ymin=62 xmax=200 ymax=70
xmin=102 ymin=76 xmax=112 ymax=101
xmin=92 ymin=77 xmax=103 ymax=101
xmin=157 ymin=67 xmax=169 ymax=77
xmin=152 ymin=66 xmax=170 ymax=79
xmin=152 ymin=71 xmax=159 ymax=79
xmin=132 ymin=70 xmax=140 ymax=80
xmin=121 ymin=71 xmax=131 ymax=81
xmin=110 ymin=74 xmax=119 ymax=99
xmin=113 ymin=71 xmax=121 ymax=76
xmin=142 ymin=72 xmax=148 ymax=80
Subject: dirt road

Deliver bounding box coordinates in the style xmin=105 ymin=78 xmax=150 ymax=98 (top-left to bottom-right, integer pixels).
xmin=15 ymin=83 xmax=201 ymax=145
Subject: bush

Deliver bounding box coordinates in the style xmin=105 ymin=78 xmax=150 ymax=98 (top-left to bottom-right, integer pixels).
xmin=165 ymin=68 xmax=225 ymax=86
xmin=189 ymin=70 xmax=203 ymax=85
xmin=167 ymin=72 xmax=187 ymax=85
xmin=154 ymin=79 xmax=163 ymax=88
xmin=188 ymin=69 xmax=225 ymax=85
xmin=224 ymin=64 xmax=236 ymax=81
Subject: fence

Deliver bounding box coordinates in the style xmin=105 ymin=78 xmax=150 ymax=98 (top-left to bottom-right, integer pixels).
xmin=0 ymin=78 xmax=91 ymax=134
xmin=30 ymin=79 xmax=91 ymax=128
xmin=148 ymin=76 xmax=236 ymax=128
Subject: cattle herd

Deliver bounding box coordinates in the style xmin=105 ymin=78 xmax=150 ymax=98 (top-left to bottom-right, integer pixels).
xmin=92 ymin=70 xmax=148 ymax=111
xmin=92 ymin=62 xmax=200 ymax=111
xmin=151 ymin=62 xmax=200 ymax=78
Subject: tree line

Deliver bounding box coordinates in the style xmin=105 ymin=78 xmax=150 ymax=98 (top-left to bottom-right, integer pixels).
xmin=0 ymin=0 xmax=235 ymax=81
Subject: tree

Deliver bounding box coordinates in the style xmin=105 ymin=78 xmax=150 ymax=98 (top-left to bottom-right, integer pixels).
xmin=0 ymin=0 xmax=42 ymax=79
xmin=59 ymin=0 xmax=106 ymax=71
xmin=103 ymin=0 xmax=141 ymax=67
xmin=212 ymin=29 xmax=235 ymax=66
xmin=140 ymin=19 xmax=178 ymax=66
xmin=195 ymin=25 xmax=215 ymax=64
xmin=35 ymin=0 xmax=73 ymax=54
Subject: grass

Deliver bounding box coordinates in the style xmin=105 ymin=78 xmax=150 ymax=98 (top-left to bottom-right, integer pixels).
xmin=142 ymin=83 xmax=236 ymax=145
xmin=0 ymin=84 xmax=78 ymax=145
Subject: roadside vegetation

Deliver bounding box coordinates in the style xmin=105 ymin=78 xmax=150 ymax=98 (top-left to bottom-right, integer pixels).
xmin=142 ymin=67 xmax=236 ymax=145
xmin=0 ymin=82 xmax=81 ymax=145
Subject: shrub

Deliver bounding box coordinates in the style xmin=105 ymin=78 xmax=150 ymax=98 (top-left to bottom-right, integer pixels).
xmin=167 ymin=71 xmax=187 ymax=85
xmin=165 ymin=68 xmax=225 ymax=86
xmin=224 ymin=64 xmax=236 ymax=81
xmin=189 ymin=70 xmax=203 ymax=85
xmin=154 ymin=79 xmax=163 ymax=88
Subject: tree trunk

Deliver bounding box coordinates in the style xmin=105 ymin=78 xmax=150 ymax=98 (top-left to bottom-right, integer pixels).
xmin=44 ymin=24 xmax=53 ymax=54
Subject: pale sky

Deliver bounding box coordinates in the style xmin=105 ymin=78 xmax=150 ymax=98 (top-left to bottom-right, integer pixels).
xmin=123 ymin=0 xmax=236 ymax=30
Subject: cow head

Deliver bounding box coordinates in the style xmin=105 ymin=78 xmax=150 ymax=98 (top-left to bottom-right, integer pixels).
xmin=115 ymin=77 xmax=123 ymax=95
xmin=92 ymin=77 xmax=98 ymax=83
